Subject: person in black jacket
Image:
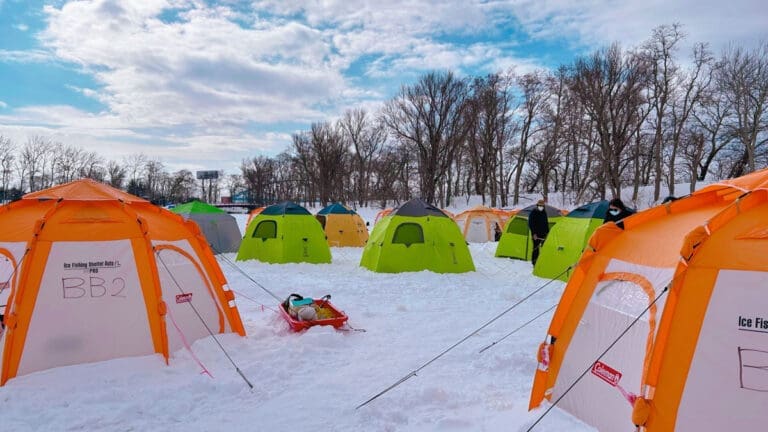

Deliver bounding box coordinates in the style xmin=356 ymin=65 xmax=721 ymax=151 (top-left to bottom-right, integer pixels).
xmin=528 ymin=199 xmax=549 ymax=265
xmin=604 ymin=198 xmax=635 ymax=229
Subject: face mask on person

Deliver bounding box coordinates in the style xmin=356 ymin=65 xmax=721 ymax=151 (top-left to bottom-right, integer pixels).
xmin=537 ymin=205 xmax=544 ymax=211
xmin=608 ymin=209 xmax=620 ymax=216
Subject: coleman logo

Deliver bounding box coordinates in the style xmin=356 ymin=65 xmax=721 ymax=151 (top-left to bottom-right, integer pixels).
xmin=175 ymin=293 xmax=193 ymax=304
xmin=591 ymin=361 xmax=622 ymax=387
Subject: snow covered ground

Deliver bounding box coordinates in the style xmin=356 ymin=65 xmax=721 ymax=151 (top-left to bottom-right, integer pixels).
xmin=2 ymin=209 xmax=602 ymax=431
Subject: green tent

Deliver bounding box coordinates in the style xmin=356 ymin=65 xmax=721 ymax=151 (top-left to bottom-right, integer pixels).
xmin=171 ymin=200 xmax=242 ymax=254
xmin=494 ymin=204 xmax=564 ymax=260
xmin=236 ymin=201 xmax=331 ymax=264
xmin=360 ymin=198 xmax=474 ymax=273
xmin=533 ymin=200 xmax=609 ymax=281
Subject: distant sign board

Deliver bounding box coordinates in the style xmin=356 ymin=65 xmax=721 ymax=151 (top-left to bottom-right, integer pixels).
xmin=196 ymin=170 xmax=219 ymax=180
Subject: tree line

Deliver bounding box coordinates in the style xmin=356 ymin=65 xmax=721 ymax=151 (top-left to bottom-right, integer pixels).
xmin=240 ymin=24 xmax=768 ymax=209
xmin=0 ymin=136 xmax=207 ymax=204
xmin=1 ymin=24 xmax=766 ymax=209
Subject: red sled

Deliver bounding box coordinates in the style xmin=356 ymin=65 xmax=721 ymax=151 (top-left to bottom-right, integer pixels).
xmin=279 ymin=294 xmax=349 ymax=332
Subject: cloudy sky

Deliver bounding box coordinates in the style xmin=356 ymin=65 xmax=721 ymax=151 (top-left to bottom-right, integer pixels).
xmin=0 ymin=0 xmax=765 ymax=175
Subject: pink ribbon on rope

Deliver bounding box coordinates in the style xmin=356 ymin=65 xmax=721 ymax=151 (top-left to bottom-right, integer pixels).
xmin=166 ymin=305 xmax=213 ymax=378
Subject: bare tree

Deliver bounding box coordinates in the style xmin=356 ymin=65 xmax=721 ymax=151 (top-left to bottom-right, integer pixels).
xmin=291 ymin=122 xmax=349 ymax=205
xmin=78 ymin=151 xmax=105 ymax=180
xmin=691 ymin=83 xmax=733 ymax=182
xmin=510 ymin=71 xmax=548 ymax=204
xmin=466 ymin=71 xmax=515 ymax=206
xmin=0 ymin=135 xmax=15 ymax=201
xmin=533 ymin=68 xmax=570 ymax=198
xmin=666 ymin=42 xmax=713 ymax=194
xmin=382 ymin=70 xmax=470 ymax=205
xmin=123 ymin=153 xmax=148 ymax=186
xmin=18 ymin=136 xmax=53 ymax=192
xmin=339 ymin=108 xmax=385 ymax=207
xmin=644 ymin=23 xmax=684 ymax=200
xmin=144 ymin=158 xmax=165 ymax=202
xmin=167 ymin=169 xmax=197 ymax=203
xmin=717 ymin=42 xmax=768 ymax=175
xmin=106 ymin=160 xmax=127 ymax=188
xmin=570 ymin=44 xmax=650 ymax=198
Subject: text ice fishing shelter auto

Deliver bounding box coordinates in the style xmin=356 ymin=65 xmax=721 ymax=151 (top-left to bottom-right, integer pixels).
xmin=0 ymin=179 xmax=245 ymax=385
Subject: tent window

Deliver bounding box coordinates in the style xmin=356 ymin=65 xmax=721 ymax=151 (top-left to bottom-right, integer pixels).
xmin=507 ymin=217 xmax=528 ymax=235
xmin=392 ymin=223 xmax=424 ymax=245
xmin=253 ymin=220 xmax=277 ymax=239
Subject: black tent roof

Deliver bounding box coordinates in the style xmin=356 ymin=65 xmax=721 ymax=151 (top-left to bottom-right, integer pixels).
xmin=392 ymin=198 xmax=449 ymax=217
xmin=515 ymin=203 xmax=563 ymax=218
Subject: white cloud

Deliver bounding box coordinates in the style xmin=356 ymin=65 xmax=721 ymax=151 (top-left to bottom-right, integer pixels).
xmin=14 ymin=23 xmax=29 ymax=31
xmin=0 ymin=104 xmax=285 ymax=173
xmin=39 ymin=1 xmax=346 ymax=129
xmin=0 ymin=49 xmax=57 ymax=63
xmin=501 ymin=0 xmax=768 ymax=52
xmin=1 ymin=0 xmax=762 ymax=175
xmin=0 ymin=101 xmax=7 ymax=109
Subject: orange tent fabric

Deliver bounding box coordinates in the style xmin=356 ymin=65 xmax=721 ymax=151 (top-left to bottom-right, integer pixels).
xmin=634 ymin=188 xmax=768 ymax=431
xmin=491 ymin=208 xmax=516 ymax=226
xmin=453 ymin=205 xmax=506 ymax=243
xmin=528 ymin=169 xmax=768 ymax=430
xmin=374 ymin=208 xmax=393 ymax=225
xmin=245 ymin=206 xmax=266 ymax=228
xmin=0 ymin=179 xmax=245 ymax=385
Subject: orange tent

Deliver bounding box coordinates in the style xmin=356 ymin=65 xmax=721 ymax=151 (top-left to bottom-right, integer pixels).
xmin=529 ymin=168 xmax=768 ymax=431
xmin=491 ymin=208 xmax=516 ymax=226
xmin=373 ymin=208 xmax=393 ymax=225
xmin=633 ymin=188 xmax=768 ymax=431
xmin=453 ymin=205 xmax=506 ymax=243
xmin=375 ymin=206 xmax=452 ymax=226
xmin=0 ymin=179 xmax=245 ymax=385
xmin=245 ymin=206 xmax=266 ymax=228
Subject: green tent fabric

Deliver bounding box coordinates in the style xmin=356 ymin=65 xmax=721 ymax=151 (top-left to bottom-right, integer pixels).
xmin=360 ymin=198 xmax=474 ymax=273
xmin=533 ymin=200 xmax=609 ymax=281
xmin=171 ymin=200 xmax=241 ymax=254
xmin=494 ymin=204 xmax=563 ymax=260
xmin=236 ymin=201 xmax=331 ymax=264
xmin=172 ymin=200 xmax=226 ymax=214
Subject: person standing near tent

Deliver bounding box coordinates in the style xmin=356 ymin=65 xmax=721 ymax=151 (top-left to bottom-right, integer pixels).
xmin=494 ymin=222 xmax=502 ymax=242
xmin=528 ymin=199 xmax=549 ymax=265
xmin=603 ymin=198 xmax=635 ymax=229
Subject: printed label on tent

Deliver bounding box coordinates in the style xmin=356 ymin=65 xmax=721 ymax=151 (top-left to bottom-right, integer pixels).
xmin=738 ymin=315 xmax=768 ymax=333
xmin=176 ymin=293 xmax=193 ymax=304
xmin=63 ymin=260 xmax=121 ymax=274
xmin=591 ymin=361 xmax=622 ymax=387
